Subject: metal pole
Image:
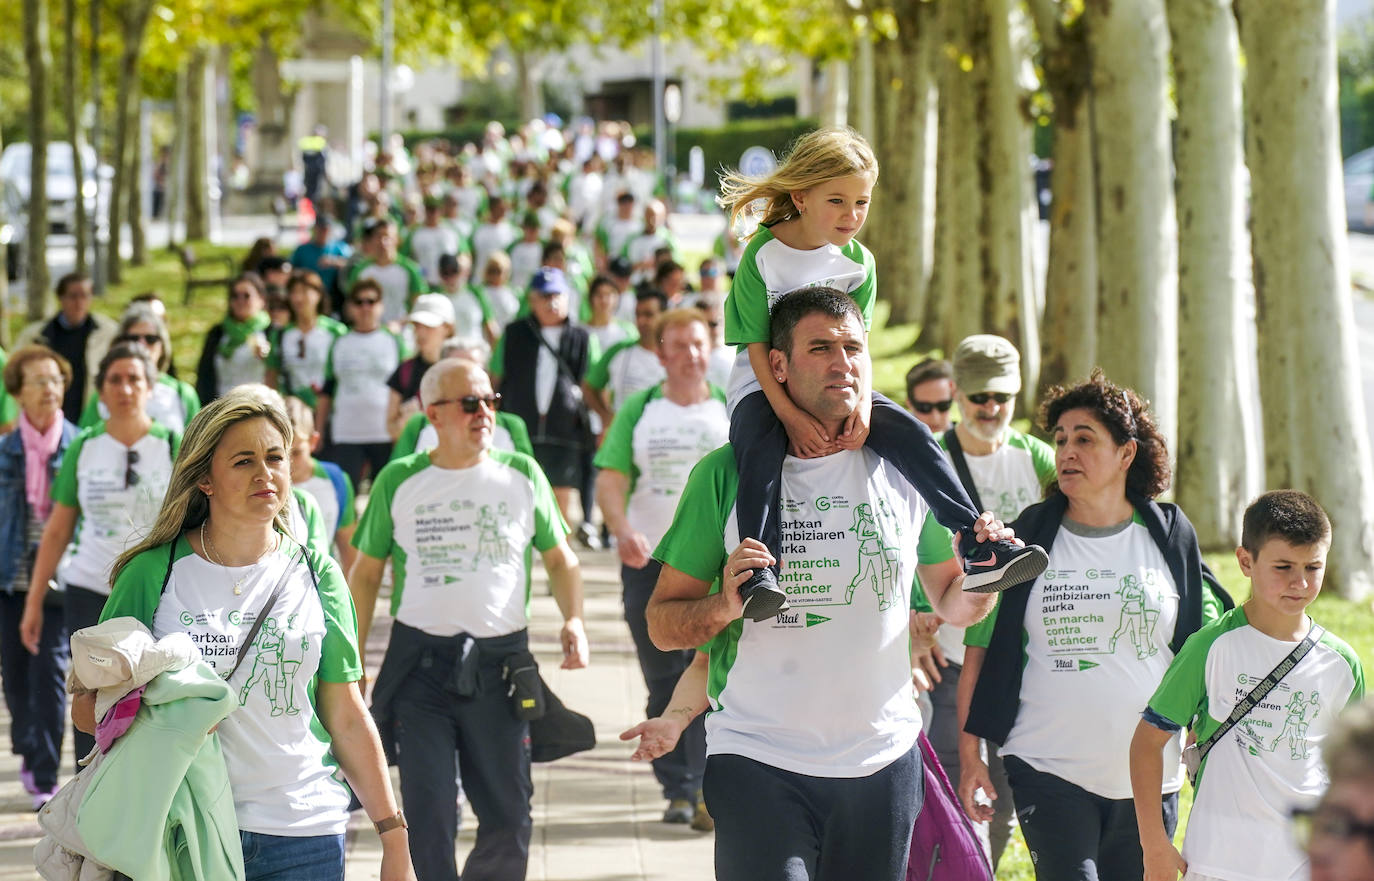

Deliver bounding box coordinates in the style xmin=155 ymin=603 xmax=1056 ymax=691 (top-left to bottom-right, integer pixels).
xmin=379 ymin=0 xmax=393 ymax=151
xmin=88 ymin=0 xmax=103 ymax=294
xmin=651 ymin=0 xmax=665 ymax=188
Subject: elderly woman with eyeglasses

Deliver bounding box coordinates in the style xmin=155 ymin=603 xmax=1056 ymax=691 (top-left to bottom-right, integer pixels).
xmin=79 ymin=303 xmax=200 ymax=433
xmin=0 ymin=346 xmax=80 ymax=808
xmin=20 ymin=342 xmax=180 ymax=766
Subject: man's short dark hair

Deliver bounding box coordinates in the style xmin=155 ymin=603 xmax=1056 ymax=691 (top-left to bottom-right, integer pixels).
xmin=635 ymin=289 xmax=669 ymax=311
xmin=905 ymin=358 xmax=952 ymax=402
xmin=56 ymin=272 xmax=90 ymax=298
xmin=1241 ymin=490 xmax=1332 ymax=555
xmin=654 ymin=261 xmax=684 ymax=284
xmin=541 ymin=241 xmax=565 ymax=262
xmin=769 ymin=287 xmax=864 ymax=355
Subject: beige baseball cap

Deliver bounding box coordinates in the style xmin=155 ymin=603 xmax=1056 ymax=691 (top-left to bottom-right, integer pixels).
xmin=952 ymin=334 xmax=1021 ymax=395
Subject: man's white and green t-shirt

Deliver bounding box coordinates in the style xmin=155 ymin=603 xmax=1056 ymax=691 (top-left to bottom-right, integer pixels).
xmin=1147 ymin=608 xmax=1365 ymax=881
xmin=347 ymin=257 xmax=427 ymax=324
xmin=586 ymin=339 xmax=665 ymax=413
xmin=966 ymin=514 xmax=1217 ymax=798
xmin=268 ymin=317 xmax=348 ymax=409
xmin=655 ymin=446 xmax=954 ymax=778
xmin=923 ymin=428 xmax=1054 ymax=664
xmin=353 ymin=449 xmax=566 ymax=638
xmin=391 ymin=411 xmax=535 ymax=462
xmin=594 ymin=384 xmax=729 ymax=548
xmin=323 ymin=329 xmax=407 ymax=444
xmin=102 ymin=537 xmax=362 ymax=836
xmin=53 ymin=423 xmax=179 ymax=593
xmin=722 ymin=227 xmax=876 ymax=411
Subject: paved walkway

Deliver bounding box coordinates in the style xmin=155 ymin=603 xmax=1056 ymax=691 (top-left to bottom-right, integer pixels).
xmin=0 ymin=547 xmax=715 ymax=880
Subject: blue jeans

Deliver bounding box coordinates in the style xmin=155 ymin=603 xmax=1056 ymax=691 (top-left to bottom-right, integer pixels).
xmin=240 ymin=831 xmax=345 ymax=881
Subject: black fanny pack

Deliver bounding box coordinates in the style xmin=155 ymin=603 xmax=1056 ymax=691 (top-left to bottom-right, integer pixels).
xmin=502 ymin=649 xmax=546 ymax=721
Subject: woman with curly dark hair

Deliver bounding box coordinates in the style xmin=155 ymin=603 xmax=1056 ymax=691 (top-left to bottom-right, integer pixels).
xmin=954 ymin=369 xmax=1234 ymax=881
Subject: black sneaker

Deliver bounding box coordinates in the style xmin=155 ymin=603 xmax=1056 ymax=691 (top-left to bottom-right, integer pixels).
xmin=962 ymin=539 xmax=1049 ymax=593
xmin=739 ymin=568 xmax=789 ymax=622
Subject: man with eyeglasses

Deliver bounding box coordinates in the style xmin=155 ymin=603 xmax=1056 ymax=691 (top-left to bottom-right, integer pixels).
xmin=904 ymin=358 xmax=955 ymax=434
xmin=351 ymin=357 xmax=589 ymax=881
xmin=1304 ymin=698 xmax=1374 ymax=881
xmin=15 ymin=274 xmax=119 ymax=424
xmin=912 ymin=334 xmax=1055 ymax=870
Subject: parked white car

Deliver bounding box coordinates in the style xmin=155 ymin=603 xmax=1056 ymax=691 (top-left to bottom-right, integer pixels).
xmin=1346 ymin=146 xmax=1374 ymax=231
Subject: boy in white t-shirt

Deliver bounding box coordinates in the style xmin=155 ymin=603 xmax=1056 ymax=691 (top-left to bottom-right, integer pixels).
xmin=1130 ymin=490 xmax=1366 ymax=881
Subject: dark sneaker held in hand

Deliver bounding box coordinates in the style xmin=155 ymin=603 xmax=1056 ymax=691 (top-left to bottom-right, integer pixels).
xmin=962 ymin=539 xmax=1049 ymax=594
xmin=739 ymin=568 xmax=789 ymax=622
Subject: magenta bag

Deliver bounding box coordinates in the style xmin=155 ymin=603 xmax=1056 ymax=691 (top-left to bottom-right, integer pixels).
xmin=906 ymin=731 xmax=993 ymax=881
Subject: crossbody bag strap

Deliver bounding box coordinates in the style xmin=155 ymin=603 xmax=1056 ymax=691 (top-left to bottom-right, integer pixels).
xmin=529 ymin=319 xmax=581 ymax=386
xmin=223 ymin=544 xmax=305 ymax=682
xmin=942 ymin=428 xmax=985 ymax=513
xmin=1196 ymin=623 xmax=1325 ymax=762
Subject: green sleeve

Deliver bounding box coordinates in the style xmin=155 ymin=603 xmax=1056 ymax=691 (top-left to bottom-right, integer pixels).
xmin=0 ymin=349 xmax=13 ymax=426
xmin=101 ymin=540 xmax=189 ymax=627
xmin=1201 ymin=577 xmax=1227 ymax=625
xmin=593 ymin=387 xmax=650 ymax=483
xmin=352 ymin=458 xmax=406 ymax=559
xmin=1027 ymin=434 xmax=1057 ymax=487
xmin=1323 ymin=632 xmax=1367 ymax=707
xmin=266 ymin=333 xmax=284 ymax=370
xmin=337 ymin=469 xmax=357 ymax=528
xmin=78 ymin=395 xmax=102 ymax=429
xmin=723 ymin=238 xmax=771 ymax=347
xmin=595 ymin=223 xmax=611 ymax=254
xmin=52 ymin=431 xmax=89 ymax=507
xmin=405 ymin=260 xmax=428 ymax=305
xmin=294 ymin=488 xmax=331 ymax=558
xmin=400 ymin=228 xmax=416 ymax=259
xmin=963 ymin=598 xmax=999 ymax=649
xmin=909 ymin=578 xmax=934 ymax=613
xmin=179 ymin=380 xmax=201 ymax=424
xmin=307 ymin=548 xmax=362 ymax=682
xmin=391 ymin=328 xmax=412 ymax=360
xmin=391 ymin=412 xmax=426 ymax=461
xmin=489 ymin=334 xmax=506 ymax=380
xmin=322 ymin=338 xmax=338 ymax=387
xmin=588 ymin=339 xmax=632 ymax=391
xmin=492 ymin=449 xmax=568 ymax=550
xmin=1147 ymin=614 xmax=1241 ymax=729
xmin=496 ymin=411 xmax=534 ymax=457
xmin=470 ymin=285 xmax=495 ymax=322
xmin=915 ymin=511 xmax=955 ymax=564
xmin=586 ymin=333 xmax=602 ymax=373
xmin=653 ymin=447 xmax=737 ymax=584
xmin=845 ymin=241 xmax=877 ymax=330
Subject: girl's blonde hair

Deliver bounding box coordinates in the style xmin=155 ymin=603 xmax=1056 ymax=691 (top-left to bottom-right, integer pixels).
xmin=717 ymin=127 xmax=878 ymax=233
xmin=109 ymin=384 xmax=295 ymax=586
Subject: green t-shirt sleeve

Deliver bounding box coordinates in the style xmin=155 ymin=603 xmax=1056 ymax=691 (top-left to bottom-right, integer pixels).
xmin=179 ymin=381 xmax=202 ymax=423
xmin=493 ymin=450 xmax=568 ymax=550
xmin=311 ymin=550 xmax=363 ymax=682
xmin=294 ymin=488 xmax=331 ymax=558
xmin=915 ymin=511 xmax=955 ymax=564
xmin=352 ymin=459 xmax=404 ymax=558
xmin=101 ymin=542 xmax=180 ymax=627
xmin=909 ymin=578 xmax=935 ymax=613
xmin=723 ymin=239 xmax=770 ymax=347
xmin=1027 ymin=434 xmax=1057 ymax=487
xmin=586 ymin=340 xmax=627 ymax=391
xmin=78 ymin=396 xmax=102 ymax=429
xmin=337 ymin=470 xmax=357 ymax=528
xmin=489 ymin=334 xmax=506 ymax=381
xmin=499 ymin=412 xmax=534 ymax=457
xmin=593 ymin=388 xmax=648 ymax=478
xmin=51 ymin=432 xmax=88 ymax=507
xmin=392 ymin=413 xmax=425 ymax=461
xmin=0 ymin=350 xmax=14 ymax=426
xmin=963 ymin=597 xmax=999 ymax=648
xmin=653 ymin=448 xmax=736 ymax=584
xmin=1146 ymin=619 xmax=1227 ymax=729
xmin=847 ymin=242 xmax=878 ymax=330
xmin=266 ymin=334 xmax=284 ymax=370
xmin=1324 ymin=632 xmax=1368 ymax=707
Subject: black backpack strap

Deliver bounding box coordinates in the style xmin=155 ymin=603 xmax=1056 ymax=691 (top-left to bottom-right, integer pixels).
xmin=943 ymin=428 xmax=985 ymax=513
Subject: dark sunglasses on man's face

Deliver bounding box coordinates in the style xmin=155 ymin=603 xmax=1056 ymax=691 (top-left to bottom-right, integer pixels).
xmin=1291 ymin=805 xmax=1374 ymax=851
xmin=966 ymin=392 xmax=1014 ymax=406
xmin=432 ymin=393 xmax=502 ymax=414
xmin=120 ymin=334 xmax=161 ymax=347
xmin=911 ymin=399 xmax=953 ymax=414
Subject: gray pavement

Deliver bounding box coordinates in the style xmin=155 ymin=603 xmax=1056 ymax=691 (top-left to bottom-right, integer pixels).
xmin=0 ymin=547 xmax=715 ymax=879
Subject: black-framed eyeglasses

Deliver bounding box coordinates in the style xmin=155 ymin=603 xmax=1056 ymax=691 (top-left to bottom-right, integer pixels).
xmin=119 ymin=334 xmax=161 ymax=347
xmin=125 ymin=450 xmax=141 ymax=490
xmin=1291 ymin=805 xmax=1374 ymax=851
xmin=911 ymin=399 xmax=953 ymax=414
xmin=432 ymin=393 xmax=501 ymax=414
xmin=966 ymin=392 xmax=1014 ymax=406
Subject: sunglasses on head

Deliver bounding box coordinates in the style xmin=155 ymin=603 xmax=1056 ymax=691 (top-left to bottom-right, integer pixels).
xmin=432 ymin=393 xmax=502 ymax=414
xmin=966 ymin=392 xmax=1014 ymax=406
xmin=911 ymin=399 xmax=953 ymax=414
xmin=125 ymin=449 xmax=141 ymax=490
xmin=120 ymin=334 xmax=160 ymax=346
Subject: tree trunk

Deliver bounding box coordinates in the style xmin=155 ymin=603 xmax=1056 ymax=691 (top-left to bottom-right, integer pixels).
xmin=515 ymin=51 xmax=544 ymax=122
xmin=848 ymin=33 xmax=875 ymax=141
xmin=23 ymin=0 xmax=52 ymax=318
xmin=249 ymin=37 xmax=291 ymax=207
xmin=871 ymin=1 xmax=937 ymax=326
xmin=1085 ymin=0 xmax=1178 ymax=447
xmin=106 ymin=0 xmax=154 ymax=285
xmin=64 ymin=0 xmax=86 ymax=275
xmin=920 ymin=0 xmax=982 ymax=355
xmin=0 ymin=124 xmax=9 ymax=347
xmin=1169 ymin=0 xmax=1256 ymax=549
xmin=165 ymin=65 xmax=185 ymax=250
xmin=976 ymin=0 xmax=1038 ymax=386
xmin=1034 ymin=13 xmax=1098 ymax=403
xmin=1237 ymin=0 xmax=1374 ymax=597
xmin=817 ymin=57 xmax=848 ymax=128
xmin=184 ymin=47 xmax=209 ymax=242
xmin=127 ymin=95 xmax=146 ymax=266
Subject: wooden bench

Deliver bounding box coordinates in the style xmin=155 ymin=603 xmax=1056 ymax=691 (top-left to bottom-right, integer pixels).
xmin=178 ymin=245 xmax=237 ymax=305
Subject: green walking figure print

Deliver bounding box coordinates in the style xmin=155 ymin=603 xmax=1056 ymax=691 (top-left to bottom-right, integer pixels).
xmin=1271 ymin=690 xmax=1321 ymax=759
xmin=474 ymin=502 xmax=512 ymax=571
xmin=1108 ymin=574 xmax=1160 ymax=659
xmin=275 ymin=614 xmax=306 ymax=717
xmin=844 ymin=502 xmax=904 ymax=611
xmin=239 ymin=617 xmax=286 ymax=712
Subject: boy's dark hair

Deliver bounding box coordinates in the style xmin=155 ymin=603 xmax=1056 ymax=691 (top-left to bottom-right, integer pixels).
xmin=769 ymin=287 xmax=864 ymax=355
xmin=906 ymin=358 xmax=952 ymax=401
xmin=1241 ymin=490 xmax=1332 ymax=555
xmin=541 ymin=241 xmax=565 ymax=262
xmin=634 ymin=289 xmax=669 ymax=311
xmin=654 ymin=260 xmax=684 ymax=284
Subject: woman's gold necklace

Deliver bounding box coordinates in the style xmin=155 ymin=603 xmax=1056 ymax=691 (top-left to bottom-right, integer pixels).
xmin=201 ymin=521 xmax=249 ymax=595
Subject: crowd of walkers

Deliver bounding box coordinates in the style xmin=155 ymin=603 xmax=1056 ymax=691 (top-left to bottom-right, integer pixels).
xmin=0 ymin=118 xmax=1366 ymax=881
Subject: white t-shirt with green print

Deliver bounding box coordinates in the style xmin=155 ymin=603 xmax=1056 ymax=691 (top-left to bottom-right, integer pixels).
xmin=102 ymin=537 xmax=362 ymax=836
xmin=654 ymin=446 xmax=954 ymax=778
xmin=352 ymin=449 xmax=566 ymax=638
xmin=1148 ymin=608 xmax=1365 ymax=881
xmin=53 ymin=423 xmax=179 ymax=593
